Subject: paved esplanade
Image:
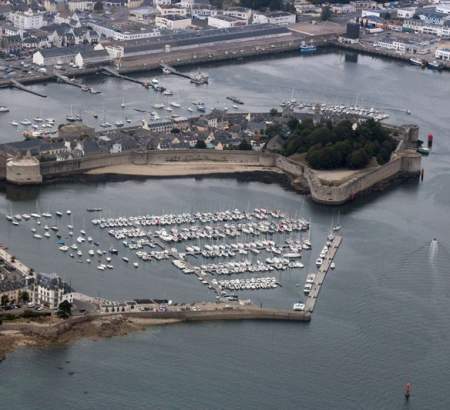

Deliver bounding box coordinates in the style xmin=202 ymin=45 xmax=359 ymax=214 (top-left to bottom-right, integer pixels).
xmin=305 ymin=235 xmax=343 ymax=313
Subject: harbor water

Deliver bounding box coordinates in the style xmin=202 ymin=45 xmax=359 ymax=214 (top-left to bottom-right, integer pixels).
xmin=1 ymin=52 xmax=450 ymax=409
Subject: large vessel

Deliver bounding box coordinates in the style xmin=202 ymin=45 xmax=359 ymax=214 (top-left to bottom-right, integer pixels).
xmin=300 ymin=45 xmax=317 ymax=54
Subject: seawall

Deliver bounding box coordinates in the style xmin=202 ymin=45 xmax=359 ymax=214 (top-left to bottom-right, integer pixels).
xmin=33 ymin=145 xmax=422 ymax=205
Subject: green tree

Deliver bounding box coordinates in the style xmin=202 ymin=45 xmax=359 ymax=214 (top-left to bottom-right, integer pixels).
xmin=269 ymin=108 xmax=280 ymax=117
xmin=94 ymin=0 xmax=104 ymax=12
xmin=238 ymin=139 xmax=252 ymax=151
xmin=320 ymin=6 xmax=332 ymax=21
xmin=287 ymin=117 xmax=299 ymax=132
xmin=19 ymin=291 xmax=30 ymax=304
xmin=1 ymin=295 xmax=9 ymax=307
xmin=195 ymin=139 xmax=207 ymax=149
xmin=347 ymin=148 xmax=369 ymax=169
xmin=57 ymin=300 xmax=72 ymax=319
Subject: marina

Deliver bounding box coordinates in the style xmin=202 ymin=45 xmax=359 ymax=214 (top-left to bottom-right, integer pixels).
xmin=4 ymin=205 xmax=332 ymax=306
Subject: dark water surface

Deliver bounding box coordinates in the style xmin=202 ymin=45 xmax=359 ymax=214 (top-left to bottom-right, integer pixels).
xmin=1 ymin=52 xmax=450 ymax=409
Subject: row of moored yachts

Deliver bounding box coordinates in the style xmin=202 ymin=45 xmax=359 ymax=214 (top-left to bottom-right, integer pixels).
xmin=214 ymin=277 xmax=280 ymax=291
xmin=91 ymin=208 xmax=288 ymax=228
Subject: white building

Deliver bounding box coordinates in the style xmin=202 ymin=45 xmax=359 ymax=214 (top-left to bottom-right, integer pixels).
xmin=374 ymin=38 xmax=437 ymax=54
xmin=252 ymin=11 xmax=296 ymax=25
xmin=403 ymin=19 xmax=450 ymax=37
xmin=32 ymin=273 xmax=67 ymax=310
xmin=89 ymin=21 xmax=160 ymax=40
xmin=157 ymin=4 xmax=188 ymax=16
xmin=207 ymin=15 xmax=247 ymax=28
xmin=9 ymin=9 xmax=44 ymax=30
xmin=68 ymin=0 xmax=94 ymax=11
xmin=223 ymin=7 xmax=252 ymax=21
xmin=155 ymin=15 xmax=191 ymax=30
xmin=435 ymin=46 xmax=450 ymax=59
xmin=396 ymin=7 xmax=416 ymax=19
xmin=436 ymin=3 xmax=450 ymax=14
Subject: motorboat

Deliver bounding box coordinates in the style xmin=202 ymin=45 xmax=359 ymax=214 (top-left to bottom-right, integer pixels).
xmin=293 ymin=302 xmax=305 ymax=311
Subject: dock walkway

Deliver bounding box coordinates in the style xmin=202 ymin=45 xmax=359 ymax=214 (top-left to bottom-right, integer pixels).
xmin=304 ymin=235 xmax=342 ymax=313
xmin=0 ymin=247 xmax=32 ymax=277
xmin=10 ymin=80 xmax=46 ymax=98
xmin=101 ymin=67 xmax=150 ymax=88
xmin=160 ymin=64 xmax=208 ymax=84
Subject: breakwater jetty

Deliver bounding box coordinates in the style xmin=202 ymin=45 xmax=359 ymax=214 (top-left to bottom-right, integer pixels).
xmin=305 ymin=235 xmax=342 ymax=313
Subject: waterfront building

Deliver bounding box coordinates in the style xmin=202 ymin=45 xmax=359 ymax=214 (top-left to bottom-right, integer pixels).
xmin=155 ymin=15 xmax=192 ymax=30
xmin=157 ymin=4 xmax=188 ymax=16
xmin=191 ymin=5 xmax=218 ymax=18
xmin=68 ymin=0 xmax=95 ymax=12
xmin=223 ymin=7 xmax=253 ymax=21
xmin=403 ymin=19 xmax=450 ymax=37
xmin=0 ymin=266 xmax=28 ymax=306
xmin=396 ymin=7 xmax=417 ymax=19
xmin=252 ymin=11 xmax=296 ymax=25
xmin=74 ymin=48 xmax=112 ymax=67
xmin=32 ymin=44 xmax=103 ymax=65
xmin=9 ymin=9 xmax=45 ymax=30
xmin=31 ymin=273 xmax=69 ymax=310
xmin=435 ymin=46 xmax=450 ymax=59
xmin=207 ymin=15 xmax=247 ymax=28
xmin=373 ymin=33 xmax=438 ymax=55
xmin=6 ymin=152 xmax=43 ymax=185
xmin=88 ymin=20 xmax=161 ymax=40
xmin=330 ymin=4 xmax=357 ymax=15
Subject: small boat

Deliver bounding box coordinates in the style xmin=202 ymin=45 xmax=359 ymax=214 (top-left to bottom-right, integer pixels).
xmin=56 ymin=211 xmax=63 ymax=217
xmin=59 ymin=245 xmax=69 ymax=252
xmin=428 ymin=60 xmax=443 ymax=70
xmin=292 ymin=302 xmax=305 ymax=311
xmin=33 ymin=117 xmax=43 ymax=122
xmin=100 ymin=122 xmax=111 ymax=128
xmin=417 ymin=146 xmax=430 ymax=155
xmin=109 ymin=248 xmax=118 ymax=255
xmin=163 ymin=90 xmax=173 ymax=96
xmin=0 ymin=106 xmax=9 ymax=113
xmin=20 ymin=119 xmax=32 ymax=126
xmin=170 ymin=102 xmax=181 ymax=108
xmin=315 ymin=258 xmax=323 ymax=267
xmin=300 ymin=45 xmax=317 ymax=54
xmin=97 ymin=264 xmax=105 ymax=271
xmin=133 ymin=262 xmax=139 ymax=268
xmin=226 ymin=96 xmax=243 ymax=105
xmin=86 ymin=258 xmax=91 ymax=263
xmin=332 ymin=225 xmax=341 ymax=232
xmin=33 ymin=234 xmax=43 ymax=239
xmin=87 ymin=208 xmax=103 ymax=212
xmin=66 ymin=210 xmax=71 ymax=215
xmin=122 ymin=257 xmax=129 ymax=263
xmin=409 ymin=57 xmax=425 ymax=67
xmin=115 ymin=120 xmax=124 ymax=128
xmin=330 ymin=262 xmax=336 ymax=270
xmin=10 ymin=121 xmax=19 ymax=126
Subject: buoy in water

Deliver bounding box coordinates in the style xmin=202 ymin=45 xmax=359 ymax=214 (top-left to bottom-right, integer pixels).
xmin=404 ymin=383 xmax=412 ymax=400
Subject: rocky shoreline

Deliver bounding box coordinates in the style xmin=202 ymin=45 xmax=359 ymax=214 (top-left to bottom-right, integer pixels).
xmin=0 ymin=315 xmax=182 ymax=362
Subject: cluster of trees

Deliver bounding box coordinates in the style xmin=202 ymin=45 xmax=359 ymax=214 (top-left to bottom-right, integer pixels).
xmin=284 ymin=118 xmax=397 ymax=170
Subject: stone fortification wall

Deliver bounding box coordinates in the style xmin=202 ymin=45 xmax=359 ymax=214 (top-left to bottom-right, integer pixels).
xmin=304 ymin=152 xmax=421 ymax=204
xmin=132 ymin=150 xmax=275 ymax=166
xmin=40 ymin=150 xmax=276 ymax=177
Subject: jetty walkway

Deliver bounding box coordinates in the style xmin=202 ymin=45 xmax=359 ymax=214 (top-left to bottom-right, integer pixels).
xmin=304 ymin=235 xmax=342 ymax=313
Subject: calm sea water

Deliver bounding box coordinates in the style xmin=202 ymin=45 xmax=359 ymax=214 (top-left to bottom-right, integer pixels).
xmin=1 ymin=52 xmax=450 ymax=409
